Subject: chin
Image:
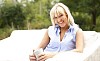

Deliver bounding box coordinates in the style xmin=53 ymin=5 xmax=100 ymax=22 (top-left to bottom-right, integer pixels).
xmin=59 ymin=25 xmax=66 ymax=27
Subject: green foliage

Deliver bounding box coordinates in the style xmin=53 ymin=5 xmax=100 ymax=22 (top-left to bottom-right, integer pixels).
xmin=0 ymin=0 xmax=100 ymax=40
xmin=94 ymin=16 xmax=100 ymax=32
xmin=0 ymin=3 xmax=26 ymax=29
xmin=60 ymin=0 xmax=100 ymax=31
xmin=0 ymin=0 xmax=52 ymax=40
xmin=72 ymin=12 xmax=92 ymax=30
xmin=0 ymin=27 xmax=13 ymax=40
xmin=22 ymin=0 xmax=52 ymax=29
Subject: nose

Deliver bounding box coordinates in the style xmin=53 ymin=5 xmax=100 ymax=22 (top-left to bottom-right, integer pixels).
xmin=57 ymin=17 xmax=62 ymax=22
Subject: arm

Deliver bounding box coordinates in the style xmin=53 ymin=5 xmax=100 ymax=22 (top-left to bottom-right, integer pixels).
xmin=37 ymin=29 xmax=50 ymax=49
xmin=34 ymin=30 xmax=57 ymax=61
xmin=30 ymin=30 xmax=50 ymax=61
xmin=71 ymin=28 xmax=84 ymax=52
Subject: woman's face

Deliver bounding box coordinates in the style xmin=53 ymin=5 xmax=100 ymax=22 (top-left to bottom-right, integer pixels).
xmin=53 ymin=6 xmax=68 ymax=27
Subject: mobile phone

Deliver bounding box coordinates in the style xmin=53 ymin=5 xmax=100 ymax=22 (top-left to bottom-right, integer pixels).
xmin=34 ymin=48 xmax=43 ymax=60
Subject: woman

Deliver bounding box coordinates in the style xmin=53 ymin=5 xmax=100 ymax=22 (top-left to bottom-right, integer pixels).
xmin=29 ymin=3 xmax=84 ymax=61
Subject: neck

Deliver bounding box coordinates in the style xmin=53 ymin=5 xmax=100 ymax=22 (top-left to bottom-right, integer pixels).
xmin=60 ymin=25 xmax=69 ymax=32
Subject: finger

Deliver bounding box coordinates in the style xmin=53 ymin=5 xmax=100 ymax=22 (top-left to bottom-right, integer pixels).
xmin=33 ymin=49 xmax=35 ymax=52
xmin=29 ymin=56 xmax=36 ymax=60
xmin=38 ymin=53 xmax=45 ymax=58
xmin=38 ymin=54 xmax=46 ymax=61
xmin=29 ymin=55 xmax=36 ymax=60
xmin=39 ymin=57 xmax=46 ymax=61
xmin=29 ymin=55 xmax=35 ymax=57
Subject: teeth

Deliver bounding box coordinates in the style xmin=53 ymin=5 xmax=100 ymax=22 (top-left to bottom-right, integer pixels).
xmin=59 ymin=21 xmax=63 ymax=24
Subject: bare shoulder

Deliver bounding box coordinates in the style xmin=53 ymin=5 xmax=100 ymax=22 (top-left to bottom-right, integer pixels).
xmin=77 ymin=28 xmax=83 ymax=34
xmin=44 ymin=29 xmax=49 ymax=37
xmin=76 ymin=28 xmax=84 ymax=37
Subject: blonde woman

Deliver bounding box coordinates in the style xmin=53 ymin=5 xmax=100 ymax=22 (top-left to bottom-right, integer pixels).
xmin=29 ymin=3 xmax=84 ymax=61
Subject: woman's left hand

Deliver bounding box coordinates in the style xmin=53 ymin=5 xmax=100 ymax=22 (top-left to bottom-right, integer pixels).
xmin=37 ymin=52 xmax=56 ymax=61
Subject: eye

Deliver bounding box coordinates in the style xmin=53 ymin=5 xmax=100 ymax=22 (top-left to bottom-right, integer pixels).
xmin=53 ymin=17 xmax=57 ymax=19
xmin=59 ymin=14 xmax=63 ymax=17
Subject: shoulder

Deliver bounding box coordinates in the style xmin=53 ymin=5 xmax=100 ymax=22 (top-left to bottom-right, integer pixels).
xmin=73 ymin=24 xmax=83 ymax=32
xmin=47 ymin=26 xmax=55 ymax=36
xmin=70 ymin=24 xmax=83 ymax=35
xmin=48 ymin=26 xmax=54 ymax=30
xmin=48 ymin=26 xmax=56 ymax=32
xmin=76 ymin=28 xmax=83 ymax=35
xmin=73 ymin=24 xmax=83 ymax=37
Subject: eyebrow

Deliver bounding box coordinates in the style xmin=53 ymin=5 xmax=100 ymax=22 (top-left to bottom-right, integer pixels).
xmin=54 ymin=7 xmax=64 ymax=17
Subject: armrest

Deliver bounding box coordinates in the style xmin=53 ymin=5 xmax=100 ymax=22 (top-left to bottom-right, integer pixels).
xmin=0 ymin=29 xmax=47 ymax=61
xmin=83 ymin=33 xmax=100 ymax=61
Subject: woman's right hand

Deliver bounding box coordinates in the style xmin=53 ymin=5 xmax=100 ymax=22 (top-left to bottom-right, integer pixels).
xmin=29 ymin=49 xmax=37 ymax=61
xmin=29 ymin=54 xmax=36 ymax=61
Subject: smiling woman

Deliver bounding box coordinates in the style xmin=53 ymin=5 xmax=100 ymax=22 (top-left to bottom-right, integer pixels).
xmin=29 ymin=3 xmax=84 ymax=61
xmin=53 ymin=6 xmax=68 ymax=28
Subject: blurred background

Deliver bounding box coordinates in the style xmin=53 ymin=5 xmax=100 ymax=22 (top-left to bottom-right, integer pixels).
xmin=0 ymin=0 xmax=100 ymax=40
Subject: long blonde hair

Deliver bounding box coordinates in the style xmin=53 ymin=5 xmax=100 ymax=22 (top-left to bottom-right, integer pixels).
xmin=50 ymin=3 xmax=76 ymax=26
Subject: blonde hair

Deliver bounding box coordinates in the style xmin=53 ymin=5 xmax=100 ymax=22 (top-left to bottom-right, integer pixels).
xmin=50 ymin=3 xmax=76 ymax=26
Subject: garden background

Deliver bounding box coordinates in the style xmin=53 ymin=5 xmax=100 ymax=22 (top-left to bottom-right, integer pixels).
xmin=0 ymin=0 xmax=100 ymax=40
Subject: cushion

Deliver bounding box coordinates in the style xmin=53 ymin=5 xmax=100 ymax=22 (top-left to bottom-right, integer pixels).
xmin=83 ymin=31 xmax=98 ymax=48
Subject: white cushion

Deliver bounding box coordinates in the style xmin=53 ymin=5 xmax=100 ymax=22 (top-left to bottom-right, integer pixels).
xmin=83 ymin=31 xmax=98 ymax=48
xmin=0 ymin=29 xmax=47 ymax=61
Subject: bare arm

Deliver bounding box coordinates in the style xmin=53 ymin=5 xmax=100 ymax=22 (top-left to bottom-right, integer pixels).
xmin=37 ymin=30 xmax=50 ymax=50
xmin=30 ymin=30 xmax=50 ymax=61
xmin=71 ymin=28 xmax=84 ymax=52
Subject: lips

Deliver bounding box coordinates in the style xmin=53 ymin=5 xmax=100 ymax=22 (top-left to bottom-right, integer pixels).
xmin=58 ymin=21 xmax=64 ymax=24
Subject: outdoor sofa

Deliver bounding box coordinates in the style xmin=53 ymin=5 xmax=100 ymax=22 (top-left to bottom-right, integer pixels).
xmin=0 ymin=29 xmax=100 ymax=61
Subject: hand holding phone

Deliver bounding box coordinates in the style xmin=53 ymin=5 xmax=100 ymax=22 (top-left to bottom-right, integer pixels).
xmin=34 ymin=48 xmax=43 ymax=60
